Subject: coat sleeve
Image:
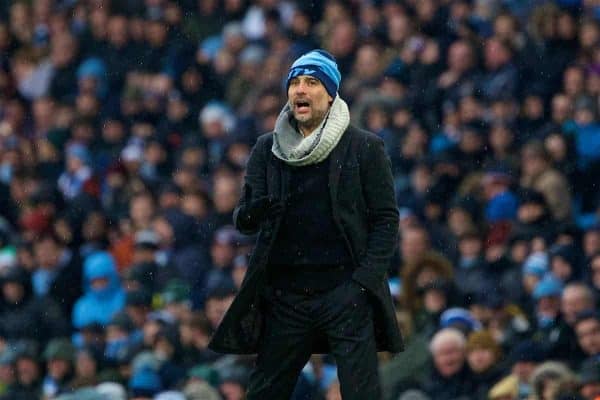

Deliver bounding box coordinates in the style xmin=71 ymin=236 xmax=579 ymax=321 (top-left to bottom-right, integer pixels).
xmin=352 ymin=134 xmax=400 ymax=291
xmin=233 ymin=135 xmax=269 ymax=235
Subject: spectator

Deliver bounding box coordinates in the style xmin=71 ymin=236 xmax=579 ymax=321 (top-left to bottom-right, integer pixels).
xmin=465 ymin=330 xmax=504 ymax=400
xmin=520 ymin=140 xmax=572 ymax=222
xmin=578 ymin=358 xmax=600 ymax=400
xmin=573 ymin=311 xmax=600 ymax=360
xmin=41 ymin=338 xmax=75 ymax=399
xmin=72 ymin=252 xmax=126 ymax=329
xmin=419 ymin=328 xmax=474 ymax=400
xmin=0 ymin=266 xmax=68 ymax=346
xmin=32 ymin=232 xmax=82 ymax=319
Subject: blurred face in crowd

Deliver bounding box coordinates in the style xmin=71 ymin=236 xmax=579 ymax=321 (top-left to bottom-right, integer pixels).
xmin=75 ymin=351 xmax=96 ymax=380
xmin=220 ymin=381 xmax=245 ymax=400
xmin=182 ymin=193 xmax=208 ymax=219
xmin=551 ymin=94 xmax=572 ymax=123
xmin=551 ymin=255 xmax=573 ymax=282
xmin=591 ymin=255 xmax=600 ymax=289
xmin=517 ymin=202 xmax=544 ymax=223
xmin=575 ymin=317 xmax=600 ymax=356
xmin=145 ymin=20 xmax=168 ymax=47
xmin=579 ymin=20 xmax=600 ymax=50
xmin=2 ymin=281 xmax=24 ymax=304
xmin=458 ymin=236 xmax=482 ymax=259
xmin=432 ymin=337 xmax=465 ymax=377
xmin=211 ymin=240 xmax=235 ymax=268
xmin=107 ymin=15 xmax=129 ymax=47
xmin=459 ymin=129 xmax=484 ymax=154
xmin=16 ymin=357 xmax=39 ymax=385
xmin=90 ymin=277 xmax=109 ymax=292
xmin=130 ymin=194 xmax=155 ymax=230
xmin=512 ymin=360 xmax=537 ymax=382
xmin=485 ymin=38 xmax=511 ymax=70
xmin=205 ymin=295 xmax=235 ymax=330
xmin=50 ymin=33 xmax=77 ymax=68
xmin=544 ymin=133 xmax=568 ymax=163
xmin=400 ymin=227 xmax=429 ymax=265
xmin=287 ymin=75 xmax=333 ymax=136
xmin=447 ymin=208 xmax=474 ymax=237
xmin=213 ymin=175 xmax=239 ymax=214
xmin=521 ymin=148 xmax=547 ymax=177
xmin=583 ymin=231 xmax=600 ymax=257
xmin=423 ymin=288 xmax=447 ymax=313
xmin=489 ymin=124 xmax=514 ymax=155
xmin=354 ymin=44 xmax=382 ymax=80
xmin=561 ymin=285 xmax=594 ymax=326
xmin=0 ymin=361 xmax=14 ymax=386
xmin=581 ymin=380 xmax=600 ymax=400
xmin=448 ymin=41 xmax=474 ymax=74
xmin=536 ymin=295 xmax=560 ymax=319
xmin=47 ymin=358 xmax=70 ymax=380
xmin=32 ymin=98 xmax=55 ymax=131
xmin=467 ymin=348 xmax=496 ymax=374
xmin=153 ymin=216 xmax=174 ymax=247
xmin=563 ymin=66 xmax=585 ymax=98
xmin=34 ymin=237 xmax=60 ymax=269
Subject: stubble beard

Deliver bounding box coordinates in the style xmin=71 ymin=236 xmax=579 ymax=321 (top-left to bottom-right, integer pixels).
xmin=293 ymin=108 xmax=327 ymax=136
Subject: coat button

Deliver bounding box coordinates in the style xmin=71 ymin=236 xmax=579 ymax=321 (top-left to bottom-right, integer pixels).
xmin=275 ymin=289 xmax=282 ymax=296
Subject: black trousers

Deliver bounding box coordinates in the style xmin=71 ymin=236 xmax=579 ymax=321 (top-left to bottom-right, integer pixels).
xmin=245 ymin=278 xmax=381 ymax=400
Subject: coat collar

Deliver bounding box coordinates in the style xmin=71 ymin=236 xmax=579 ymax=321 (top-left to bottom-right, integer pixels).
xmin=328 ymin=125 xmax=353 ymax=204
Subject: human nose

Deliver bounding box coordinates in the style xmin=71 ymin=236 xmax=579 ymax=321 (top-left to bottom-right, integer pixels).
xmin=294 ymin=80 xmax=308 ymax=94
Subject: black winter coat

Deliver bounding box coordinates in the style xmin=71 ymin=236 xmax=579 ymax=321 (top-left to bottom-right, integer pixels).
xmin=208 ymin=125 xmax=403 ymax=354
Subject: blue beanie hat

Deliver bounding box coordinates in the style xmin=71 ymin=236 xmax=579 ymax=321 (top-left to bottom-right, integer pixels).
xmin=523 ymin=252 xmax=549 ymax=278
xmin=286 ymin=49 xmax=341 ymax=97
xmin=440 ymin=307 xmax=482 ymax=332
xmin=532 ymin=275 xmax=563 ymax=300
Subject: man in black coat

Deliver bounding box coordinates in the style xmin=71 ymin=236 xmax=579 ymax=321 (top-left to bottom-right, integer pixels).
xmin=208 ymin=49 xmax=403 ymax=399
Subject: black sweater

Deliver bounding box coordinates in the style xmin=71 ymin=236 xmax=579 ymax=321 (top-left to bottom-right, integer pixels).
xmin=268 ymin=155 xmax=352 ymax=267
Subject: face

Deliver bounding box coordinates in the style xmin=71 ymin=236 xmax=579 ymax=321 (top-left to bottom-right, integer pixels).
xmin=512 ymin=361 xmax=537 ymax=382
xmin=581 ymin=382 xmax=600 ymax=399
xmin=287 ymin=75 xmax=333 ymax=133
xmin=401 ymin=228 xmax=429 ymax=264
xmin=467 ymin=348 xmax=495 ymax=373
xmin=2 ymin=282 xmax=24 ymax=303
xmin=16 ymin=358 xmax=39 ymax=385
xmin=423 ymin=289 xmax=446 ymax=313
xmin=47 ymin=359 xmax=70 ymax=380
xmin=551 ymin=257 xmax=572 ymax=281
xmin=591 ymin=256 xmax=600 ymax=289
xmin=537 ymin=296 xmax=560 ymax=319
xmin=561 ymin=288 xmax=593 ymax=326
xmin=34 ymin=238 xmax=60 ymax=269
xmin=205 ymin=296 xmax=234 ymax=329
xmin=433 ymin=340 xmax=465 ymax=377
xmin=576 ymin=318 xmax=600 ymax=356
xmin=584 ymin=231 xmax=600 ymax=257
xmin=90 ymin=277 xmax=109 ymax=291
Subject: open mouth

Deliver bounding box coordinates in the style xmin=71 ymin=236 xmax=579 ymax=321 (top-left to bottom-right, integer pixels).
xmin=294 ymin=101 xmax=311 ymax=113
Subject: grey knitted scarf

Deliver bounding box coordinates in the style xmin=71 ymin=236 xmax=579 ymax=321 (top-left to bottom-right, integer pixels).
xmin=271 ymin=95 xmax=350 ymax=166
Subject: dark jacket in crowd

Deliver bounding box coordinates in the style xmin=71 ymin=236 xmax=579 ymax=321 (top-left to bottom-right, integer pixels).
xmin=0 ymin=267 xmax=69 ymax=345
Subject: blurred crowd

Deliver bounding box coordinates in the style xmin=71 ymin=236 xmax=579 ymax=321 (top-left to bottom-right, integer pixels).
xmin=0 ymin=0 xmax=600 ymax=399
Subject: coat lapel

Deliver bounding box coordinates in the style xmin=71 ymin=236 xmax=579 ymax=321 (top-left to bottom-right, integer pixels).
xmin=328 ymin=127 xmax=352 ymax=206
